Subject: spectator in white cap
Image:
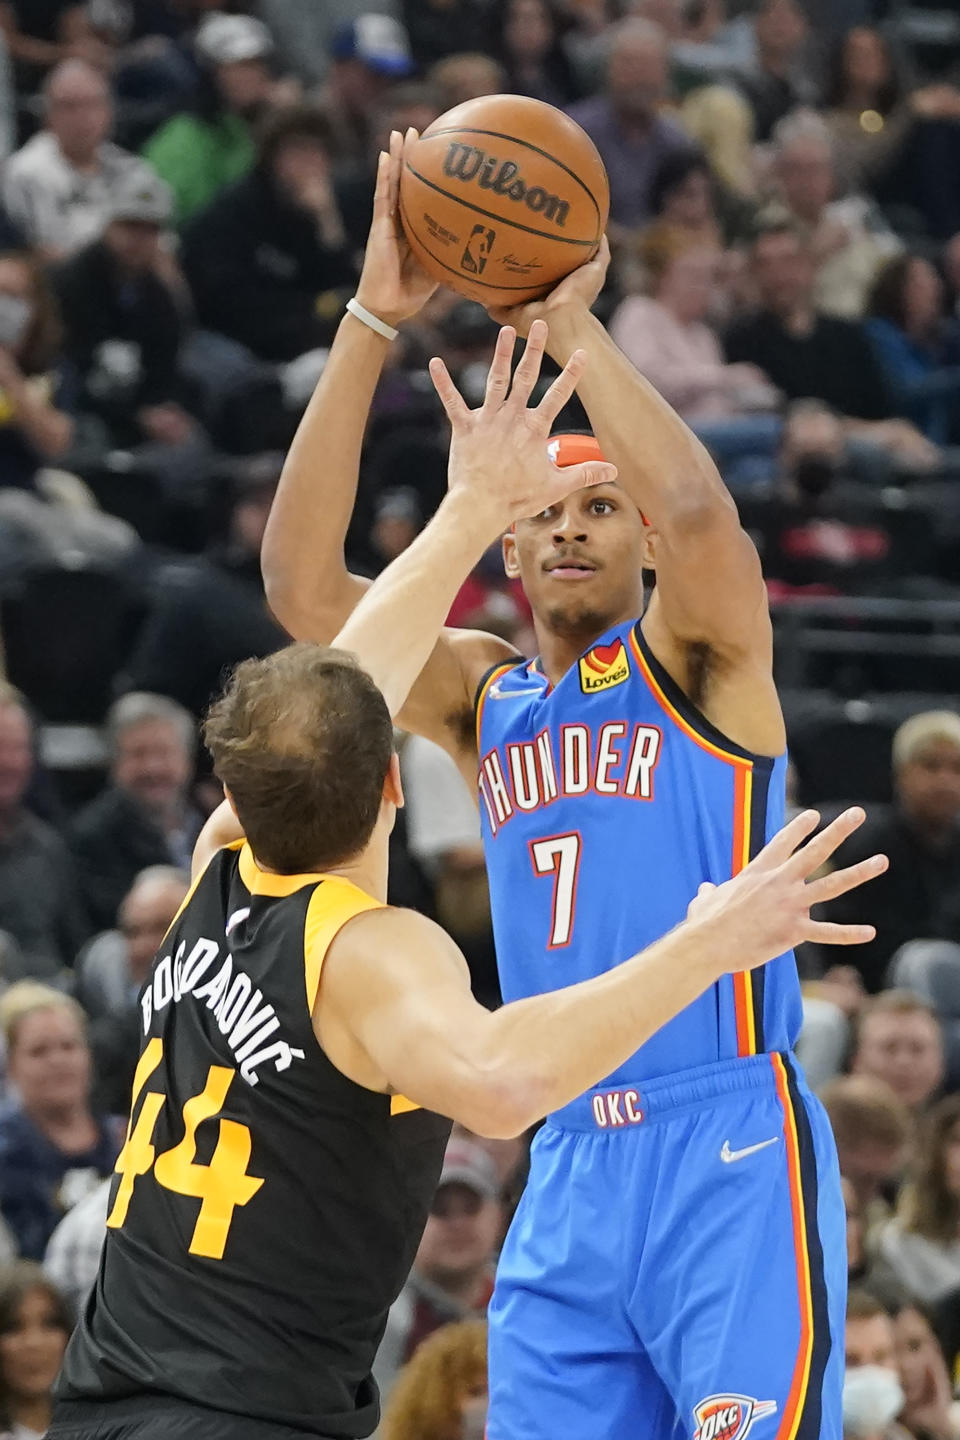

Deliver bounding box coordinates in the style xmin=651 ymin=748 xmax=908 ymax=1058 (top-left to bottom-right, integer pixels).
xmin=824 ymin=709 xmax=960 ymax=992
xmin=2 ymin=59 xmax=143 ymax=260
xmin=142 ymin=12 xmax=277 ymax=223
xmin=318 ymin=13 xmax=414 ymax=169
xmin=374 ymin=1138 xmax=503 ymax=1402
xmin=54 ymin=165 xmax=210 ymax=473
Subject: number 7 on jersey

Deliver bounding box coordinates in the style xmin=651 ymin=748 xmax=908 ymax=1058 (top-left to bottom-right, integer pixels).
xmin=529 ymin=833 xmax=582 ymax=948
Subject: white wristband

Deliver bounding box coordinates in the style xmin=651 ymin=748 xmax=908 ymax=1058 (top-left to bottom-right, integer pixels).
xmin=346 ymin=297 xmax=399 ymax=342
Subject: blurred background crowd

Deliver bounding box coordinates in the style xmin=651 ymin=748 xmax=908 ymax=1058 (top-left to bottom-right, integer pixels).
xmin=0 ymin=0 xmax=959 ymax=1434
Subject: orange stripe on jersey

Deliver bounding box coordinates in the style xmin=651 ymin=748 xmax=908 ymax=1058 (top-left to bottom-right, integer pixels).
xmin=627 ymin=628 xmax=753 ymax=771
xmin=475 ymin=662 xmax=517 ymax=748
xmin=390 ymin=1094 xmax=421 ymax=1115
xmin=771 ymin=1054 xmax=815 ymax=1440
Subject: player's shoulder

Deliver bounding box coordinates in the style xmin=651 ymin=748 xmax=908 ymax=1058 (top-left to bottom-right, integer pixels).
xmin=326 ymin=904 xmax=466 ymax=982
xmin=447 ymin=627 xmax=519 ymax=701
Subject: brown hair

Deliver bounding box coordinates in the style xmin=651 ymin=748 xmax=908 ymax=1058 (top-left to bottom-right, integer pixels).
xmin=0 ymin=1262 xmax=72 ymax=1423
xmin=820 ymin=1075 xmax=911 ymax=1151
xmin=381 ymin=1320 xmax=487 ymax=1440
xmin=203 ymin=644 xmax=394 ymax=874
xmin=847 ymin=1287 xmax=888 ymax=1323
xmin=637 ymin=222 xmax=709 ymax=287
xmin=853 ymin=987 xmax=941 ymax=1050
xmin=898 ymin=1094 xmax=960 ymax=1243
xmin=0 ymin=251 xmax=62 ymax=375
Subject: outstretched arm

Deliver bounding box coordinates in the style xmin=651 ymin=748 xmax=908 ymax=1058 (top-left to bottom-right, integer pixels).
xmin=318 ymin=808 xmax=886 ymax=1136
xmin=261 ymin=130 xmax=435 ymax=642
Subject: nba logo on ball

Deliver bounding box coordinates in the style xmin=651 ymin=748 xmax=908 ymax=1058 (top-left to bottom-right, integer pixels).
xmin=461 ymin=225 xmax=496 ymax=275
xmin=692 ymin=1395 xmax=777 ymax=1440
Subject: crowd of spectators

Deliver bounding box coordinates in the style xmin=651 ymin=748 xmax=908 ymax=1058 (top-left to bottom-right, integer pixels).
xmin=0 ymin=0 xmax=959 ymax=1436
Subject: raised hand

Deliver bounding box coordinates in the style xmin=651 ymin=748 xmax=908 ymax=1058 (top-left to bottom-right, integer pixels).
xmin=355 ymin=128 xmax=437 ymax=329
xmin=429 ymin=317 xmax=616 ymax=530
xmin=688 ymin=807 xmax=888 ymax=973
xmin=486 ymin=235 xmax=611 ymax=335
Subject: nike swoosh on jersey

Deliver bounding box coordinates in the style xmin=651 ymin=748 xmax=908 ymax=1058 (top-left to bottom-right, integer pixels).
xmin=719 ymin=1137 xmax=779 ymax=1164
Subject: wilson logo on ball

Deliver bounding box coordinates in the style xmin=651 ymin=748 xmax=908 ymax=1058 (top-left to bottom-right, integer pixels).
xmin=442 ymin=143 xmax=570 ymax=227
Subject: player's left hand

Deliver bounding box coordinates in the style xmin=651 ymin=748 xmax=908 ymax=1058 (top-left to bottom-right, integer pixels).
xmin=355 ymin=128 xmax=438 ymax=330
xmin=486 ymin=235 xmax=611 ymax=335
xmin=429 ymin=318 xmax=617 ymax=528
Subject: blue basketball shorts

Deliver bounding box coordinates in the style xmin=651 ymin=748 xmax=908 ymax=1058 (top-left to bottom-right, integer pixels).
xmin=487 ymin=1053 xmax=845 ymax=1440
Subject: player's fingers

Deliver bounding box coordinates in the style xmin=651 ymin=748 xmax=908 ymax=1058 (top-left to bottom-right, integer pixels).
xmin=786 ymin=806 xmax=867 ymax=880
xmin=387 ymin=128 xmax=404 ymax=211
xmin=558 ymin=460 xmax=618 ymax=494
xmin=536 ymin=347 xmax=588 ymax=428
xmin=428 ymin=356 xmax=471 ymax=426
xmin=483 ymin=325 xmax=517 ymax=410
xmin=805 ymin=853 xmax=888 ymax=906
xmin=506 ymin=319 xmax=548 ymax=410
xmin=747 ymin=808 xmax=820 ymax=872
xmin=372 ymin=149 xmax=391 ymax=221
xmin=804 ymin=920 xmax=877 ymax=946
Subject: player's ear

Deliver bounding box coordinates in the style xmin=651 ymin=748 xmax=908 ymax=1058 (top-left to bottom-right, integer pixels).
xmin=383 ymin=752 xmax=404 ymax=811
xmin=502 ymin=528 xmax=520 ymax=580
xmin=641 ymin=526 xmax=657 ymax=570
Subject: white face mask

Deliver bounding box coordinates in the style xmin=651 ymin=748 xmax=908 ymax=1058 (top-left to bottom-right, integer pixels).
xmin=842 ymin=1365 xmax=905 ymax=1436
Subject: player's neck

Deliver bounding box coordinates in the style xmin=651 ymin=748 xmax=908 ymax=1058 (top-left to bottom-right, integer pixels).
xmin=10 ymin=1395 xmax=52 ymax=1435
xmin=325 ymin=833 xmax=390 ymax=904
xmin=533 ymin=603 xmax=640 ymax=688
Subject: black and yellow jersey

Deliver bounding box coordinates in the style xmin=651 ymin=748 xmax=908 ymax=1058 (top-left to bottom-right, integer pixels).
xmin=57 ymin=841 xmax=450 ymax=1438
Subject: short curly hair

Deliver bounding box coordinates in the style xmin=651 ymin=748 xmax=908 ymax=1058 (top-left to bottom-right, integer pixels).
xmin=381 ymin=1320 xmax=487 ymax=1440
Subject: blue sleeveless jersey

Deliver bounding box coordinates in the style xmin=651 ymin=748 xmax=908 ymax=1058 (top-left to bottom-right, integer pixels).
xmin=475 ymin=617 xmax=803 ymax=1085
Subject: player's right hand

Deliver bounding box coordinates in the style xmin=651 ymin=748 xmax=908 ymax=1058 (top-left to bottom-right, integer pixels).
xmin=686 ymin=807 xmax=888 ymax=975
xmin=487 ymin=234 xmax=611 ymax=335
xmin=429 ymin=318 xmax=617 ymax=529
xmin=354 ymin=128 xmax=437 ymax=330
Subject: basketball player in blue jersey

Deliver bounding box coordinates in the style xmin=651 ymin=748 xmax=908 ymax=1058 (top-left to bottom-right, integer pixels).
xmin=263 ymin=133 xmax=877 ymax=1440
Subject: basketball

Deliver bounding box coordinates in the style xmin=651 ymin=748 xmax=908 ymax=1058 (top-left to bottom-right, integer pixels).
xmin=398 ymin=95 xmax=609 ymax=307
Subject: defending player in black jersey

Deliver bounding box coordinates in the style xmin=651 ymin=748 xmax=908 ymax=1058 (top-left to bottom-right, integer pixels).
xmin=49 ymin=321 xmax=885 ymax=1440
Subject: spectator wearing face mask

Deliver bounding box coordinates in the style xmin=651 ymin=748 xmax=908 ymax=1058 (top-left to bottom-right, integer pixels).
xmin=851 ymin=992 xmax=945 ymax=1116
xmin=843 ymin=1290 xmax=910 ymax=1440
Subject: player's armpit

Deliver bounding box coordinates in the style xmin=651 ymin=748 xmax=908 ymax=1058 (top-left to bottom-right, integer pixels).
xmin=395 ymin=626 xmax=518 ymax=763
xmin=314 ymin=907 xmax=528 ymax=1138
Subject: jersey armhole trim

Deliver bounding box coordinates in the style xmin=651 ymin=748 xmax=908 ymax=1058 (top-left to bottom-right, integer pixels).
xmin=474 ymin=660 xmax=518 ymax=749
xmin=630 ymin=621 xmax=778 ymax=771
xmin=303 ymin=882 xmax=385 ymax=1012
